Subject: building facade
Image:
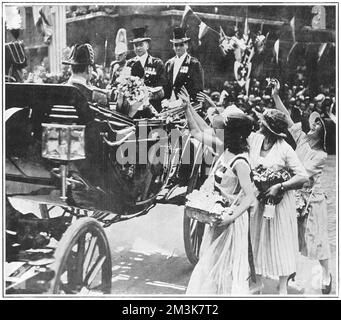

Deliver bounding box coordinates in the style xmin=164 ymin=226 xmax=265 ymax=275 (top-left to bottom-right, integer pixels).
xmin=5 ymin=5 xmax=336 ymax=90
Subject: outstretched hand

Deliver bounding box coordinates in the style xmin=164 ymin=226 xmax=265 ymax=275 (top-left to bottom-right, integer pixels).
xmin=197 ymin=91 xmax=216 ymax=109
xmin=270 ymin=78 xmax=280 ymax=96
xmin=178 ymin=86 xmax=191 ymax=109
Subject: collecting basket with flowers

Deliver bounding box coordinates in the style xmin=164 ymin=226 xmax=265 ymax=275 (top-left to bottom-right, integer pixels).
xmin=252 ymin=164 xmax=292 ymax=219
xmin=185 ymin=190 xmax=233 ymax=226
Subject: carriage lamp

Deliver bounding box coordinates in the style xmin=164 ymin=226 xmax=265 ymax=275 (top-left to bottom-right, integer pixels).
xmin=42 ymin=123 xmax=86 ymax=201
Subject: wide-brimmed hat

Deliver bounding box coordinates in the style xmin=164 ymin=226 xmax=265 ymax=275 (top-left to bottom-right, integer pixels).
xmin=309 ymin=111 xmax=327 ymax=151
xmin=254 ymin=109 xmax=288 ymax=138
xmin=213 ymin=105 xmax=252 ymax=129
xmin=62 ymin=44 xmax=95 ymax=66
xmin=170 ymin=27 xmax=191 ymax=44
xmin=129 ymin=27 xmax=151 ymax=44
xmin=314 ymin=93 xmax=326 ymax=103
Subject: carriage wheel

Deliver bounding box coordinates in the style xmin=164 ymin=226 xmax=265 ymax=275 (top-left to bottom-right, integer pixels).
xmin=50 ymin=217 xmax=112 ymax=295
xmin=183 ymin=163 xmax=206 ymax=266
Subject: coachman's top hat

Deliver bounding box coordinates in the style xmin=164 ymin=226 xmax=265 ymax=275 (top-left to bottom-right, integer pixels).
xmin=62 ymin=43 xmax=95 ymax=66
xmin=130 ymin=27 xmax=151 ymax=43
xmin=170 ymin=27 xmax=191 ymax=44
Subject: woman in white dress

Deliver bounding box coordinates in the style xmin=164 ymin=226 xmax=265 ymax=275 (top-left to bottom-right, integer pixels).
xmin=271 ymin=79 xmax=332 ymax=294
xmin=179 ymin=88 xmax=257 ymax=295
xmin=248 ymin=109 xmax=308 ymax=294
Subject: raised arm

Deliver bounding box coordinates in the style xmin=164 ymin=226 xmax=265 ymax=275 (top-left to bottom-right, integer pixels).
xmin=271 ymin=79 xmax=294 ymax=128
xmin=178 ymin=87 xmax=223 ymax=151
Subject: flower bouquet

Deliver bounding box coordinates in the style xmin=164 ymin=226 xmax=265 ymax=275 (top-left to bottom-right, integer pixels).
xmin=185 ymin=190 xmax=231 ymax=226
xmin=252 ymin=165 xmax=292 ymax=219
xmin=295 ymin=190 xmax=311 ymax=221
xmin=114 ymin=75 xmax=149 ymax=117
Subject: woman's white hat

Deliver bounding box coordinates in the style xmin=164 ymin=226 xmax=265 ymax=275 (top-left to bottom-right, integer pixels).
xmin=309 ymin=111 xmax=327 ymax=151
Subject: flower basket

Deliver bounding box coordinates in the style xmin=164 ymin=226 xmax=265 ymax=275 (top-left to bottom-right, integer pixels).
xmin=185 ymin=189 xmax=231 ymax=226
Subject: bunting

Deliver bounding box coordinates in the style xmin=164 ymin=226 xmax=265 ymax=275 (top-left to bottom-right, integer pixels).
xmin=198 ymin=21 xmax=209 ymax=45
xmin=181 ymin=5 xmax=194 ymax=27
xmin=178 ymin=5 xmax=334 ymax=75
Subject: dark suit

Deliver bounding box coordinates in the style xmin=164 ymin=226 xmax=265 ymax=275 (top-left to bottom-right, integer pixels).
xmin=127 ymin=54 xmax=166 ymax=111
xmin=164 ymin=54 xmax=204 ymax=103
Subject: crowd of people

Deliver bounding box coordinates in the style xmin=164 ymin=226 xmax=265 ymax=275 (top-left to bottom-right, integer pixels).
xmin=19 ymin=27 xmax=336 ymax=156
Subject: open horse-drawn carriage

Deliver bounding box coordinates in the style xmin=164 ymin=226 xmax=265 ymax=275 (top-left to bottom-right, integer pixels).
xmin=5 ymin=82 xmax=213 ymax=294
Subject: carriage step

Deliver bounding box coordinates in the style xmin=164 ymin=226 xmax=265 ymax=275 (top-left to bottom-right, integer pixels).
xmin=88 ymin=211 xmax=120 ymax=227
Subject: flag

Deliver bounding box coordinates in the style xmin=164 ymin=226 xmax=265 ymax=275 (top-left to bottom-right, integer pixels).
xmin=274 ymin=39 xmax=280 ymax=64
xmin=317 ymin=42 xmax=328 ymax=62
xmin=219 ymin=26 xmax=230 ymax=55
xmin=33 ymin=6 xmax=52 ymax=44
xmin=4 ymin=6 xmax=22 ymax=30
xmin=180 ymin=5 xmax=193 ymax=27
xmin=198 ymin=21 xmax=209 ymax=45
xmin=287 ymin=41 xmax=298 ymax=62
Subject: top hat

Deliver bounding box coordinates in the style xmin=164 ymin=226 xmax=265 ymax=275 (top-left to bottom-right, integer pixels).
xmin=170 ymin=27 xmax=191 ymax=44
xmin=62 ymin=44 xmax=95 ymax=66
xmin=130 ymin=27 xmax=151 ymax=44
xmin=254 ymin=109 xmax=288 ymax=138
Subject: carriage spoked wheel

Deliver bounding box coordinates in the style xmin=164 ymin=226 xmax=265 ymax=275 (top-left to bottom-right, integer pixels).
xmin=50 ymin=217 xmax=112 ymax=295
xmin=183 ymin=162 xmax=206 ymax=266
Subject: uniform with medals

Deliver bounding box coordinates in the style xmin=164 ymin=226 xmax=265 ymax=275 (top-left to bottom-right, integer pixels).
xmin=164 ymin=27 xmax=204 ymax=103
xmin=126 ymin=27 xmax=166 ymax=112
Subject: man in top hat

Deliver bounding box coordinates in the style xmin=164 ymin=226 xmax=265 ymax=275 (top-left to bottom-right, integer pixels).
xmin=163 ymin=27 xmax=204 ymax=104
xmin=126 ymin=27 xmax=166 ymax=112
